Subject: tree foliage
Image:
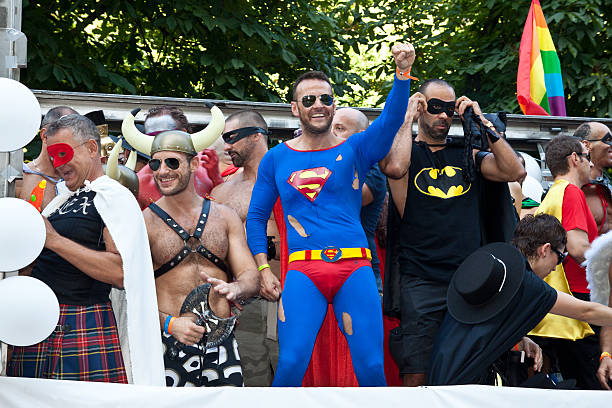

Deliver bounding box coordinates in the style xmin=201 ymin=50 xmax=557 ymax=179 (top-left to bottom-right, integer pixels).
xmin=349 ymin=0 xmax=612 ymax=117
xmin=21 ymin=0 xmax=612 ymax=117
xmin=22 ymin=0 xmax=369 ymax=102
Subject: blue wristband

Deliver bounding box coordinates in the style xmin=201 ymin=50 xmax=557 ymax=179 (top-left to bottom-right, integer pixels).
xmin=164 ymin=315 xmax=173 ymax=334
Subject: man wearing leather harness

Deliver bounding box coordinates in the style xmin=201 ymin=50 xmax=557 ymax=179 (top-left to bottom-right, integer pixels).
xmin=122 ymin=106 xmax=260 ymax=387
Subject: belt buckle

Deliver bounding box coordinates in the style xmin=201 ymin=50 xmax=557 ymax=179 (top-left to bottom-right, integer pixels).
xmin=321 ymin=246 xmax=342 ymax=263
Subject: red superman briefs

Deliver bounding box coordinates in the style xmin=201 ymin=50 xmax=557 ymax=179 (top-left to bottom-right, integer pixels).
xmin=289 ymin=259 xmax=371 ymax=302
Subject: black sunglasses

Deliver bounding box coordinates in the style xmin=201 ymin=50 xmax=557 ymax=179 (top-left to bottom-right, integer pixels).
xmin=298 ymin=94 xmax=334 ymax=108
xmin=222 ymin=127 xmax=268 ymax=145
xmin=565 ymin=151 xmax=590 ymax=161
xmin=148 ymin=157 xmax=181 ymax=171
xmin=587 ymin=132 xmax=612 ymax=146
xmin=551 ymin=247 xmax=567 ymax=266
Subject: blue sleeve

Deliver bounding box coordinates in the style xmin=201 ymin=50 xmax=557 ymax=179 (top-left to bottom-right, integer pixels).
xmin=246 ymin=150 xmax=279 ymax=256
xmin=349 ymin=77 xmax=411 ymax=168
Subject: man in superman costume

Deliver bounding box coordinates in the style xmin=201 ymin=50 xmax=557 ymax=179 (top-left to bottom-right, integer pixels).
xmin=246 ymin=43 xmax=415 ymax=386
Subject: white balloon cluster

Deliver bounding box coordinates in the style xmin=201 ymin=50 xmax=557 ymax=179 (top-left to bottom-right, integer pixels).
xmin=0 ymin=78 xmax=58 ymax=346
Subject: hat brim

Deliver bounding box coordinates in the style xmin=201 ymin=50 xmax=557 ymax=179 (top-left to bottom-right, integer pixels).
xmin=447 ymin=242 xmax=526 ymax=324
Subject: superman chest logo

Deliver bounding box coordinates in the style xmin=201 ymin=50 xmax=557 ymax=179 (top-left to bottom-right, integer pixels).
xmin=287 ymin=167 xmax=332 ymax=202
xmin=414 ymin=166 xmax=471 ymax=199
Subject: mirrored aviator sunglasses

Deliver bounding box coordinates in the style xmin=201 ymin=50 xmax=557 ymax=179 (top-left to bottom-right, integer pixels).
xmin=301 ymin=94 xmax=334 ymax=108
xmin=148 ymin=157 xmax=180 ymax=171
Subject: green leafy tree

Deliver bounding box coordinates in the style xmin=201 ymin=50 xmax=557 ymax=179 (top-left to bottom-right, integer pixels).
xmin=344 ymin=0 xmax=612 ymax=117
xmin=21 ymin=0 xmax=370 ymax=102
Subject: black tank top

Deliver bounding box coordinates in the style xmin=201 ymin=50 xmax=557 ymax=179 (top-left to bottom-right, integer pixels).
xmin=399 ymin=142 xmax=481 ymax=283
xmin=32 ymin=190 xmax=110 ymax=305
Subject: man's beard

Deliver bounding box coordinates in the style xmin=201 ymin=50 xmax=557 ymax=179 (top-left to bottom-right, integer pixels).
xmin=229 ymin=143 xmax=254 ymax=168
xmin=231 ymin=152 xmax=246 ymax=167
xmin=154 ymin=171 xmax=191 ymax=196
xmin=421 ymin=118 xmax=450 ymax=141
xmin=298 ymin=107 xmax=332 ymax=135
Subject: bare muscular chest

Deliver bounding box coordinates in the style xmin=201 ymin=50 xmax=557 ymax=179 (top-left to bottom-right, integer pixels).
xmin=148 ymin=204 xmax=229 ymax=272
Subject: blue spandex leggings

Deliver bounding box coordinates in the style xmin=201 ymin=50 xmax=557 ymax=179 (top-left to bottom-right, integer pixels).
xmin=272 ymin=264 xmax=386 ymax=386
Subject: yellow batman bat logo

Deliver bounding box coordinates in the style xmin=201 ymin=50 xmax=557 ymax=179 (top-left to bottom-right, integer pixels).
xmin=414 ymin=166 xmax=471 ymax=199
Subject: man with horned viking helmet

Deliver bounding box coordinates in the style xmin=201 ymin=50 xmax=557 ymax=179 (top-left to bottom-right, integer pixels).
xmin=122 ymin=104 xmax=260 ymax=387
xmin=126 ymin=105 xmax=224 ymax=209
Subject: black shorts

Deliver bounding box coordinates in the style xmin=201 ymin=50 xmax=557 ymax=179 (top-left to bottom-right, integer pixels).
xmin=390 ymin=274 xmax=448 ymax=375
xmin=162 ymin=331 xmax=243 ymax=387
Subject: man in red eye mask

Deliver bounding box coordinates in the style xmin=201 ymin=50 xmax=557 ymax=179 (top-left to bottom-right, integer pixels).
xmin=8 ymin=114 xmax=164 ymax=386
xmin=17 ymin=106 xmax=77 ymax=212
xmin=135 ymin=106 xmax=224 ymax=209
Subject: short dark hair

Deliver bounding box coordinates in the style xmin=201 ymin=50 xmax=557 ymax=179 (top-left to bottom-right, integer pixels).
xmin=512 ymin=214 xmax=567 ymax=260
xmin=41 ymin=106 xmax=78 ymax=129
xmin=418 ymin=79 xmax=455 ymax=97
xmin=46 ymin=114 xmax=101 ymax=152
xmin=225 ymin=110 xmax=268 ymax=134
xmin=145 ymin=105 xmax=190 ymax=133
xmin=291 ymin=71 xmax=332 ymax=101
xmin=574 ymin=123 xmax=592 ymax=140
xmin=544 ymin=135 xmax=584 ymax=177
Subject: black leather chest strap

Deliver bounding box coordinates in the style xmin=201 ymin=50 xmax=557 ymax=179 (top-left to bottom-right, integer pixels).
xmin=149 ymin=199 xmax=229 ymax=278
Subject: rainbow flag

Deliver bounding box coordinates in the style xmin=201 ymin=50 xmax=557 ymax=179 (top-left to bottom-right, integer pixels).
xmin=517 ymin=0 xmax=566 ymax=116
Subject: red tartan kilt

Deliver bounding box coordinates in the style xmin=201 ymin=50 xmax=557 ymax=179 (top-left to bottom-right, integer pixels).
xmin=7 ymin=301 xmax=127 ymax=383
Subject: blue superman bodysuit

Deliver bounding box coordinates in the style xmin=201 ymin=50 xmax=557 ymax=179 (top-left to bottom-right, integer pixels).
xmin=247 ymin=77 xmax=410 ymax=386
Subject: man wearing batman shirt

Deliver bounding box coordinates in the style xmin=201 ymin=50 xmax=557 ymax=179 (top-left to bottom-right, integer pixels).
xmin=384 ymin=79 xmax=525 ymax=386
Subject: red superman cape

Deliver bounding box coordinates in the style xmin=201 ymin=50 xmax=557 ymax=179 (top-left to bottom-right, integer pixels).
xmin=272 ymin=202 xmax=401 ymax=386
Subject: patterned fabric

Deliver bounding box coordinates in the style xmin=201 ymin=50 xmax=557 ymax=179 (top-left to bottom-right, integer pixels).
xmin=162 ymin=331 xmax=243 ymax=387
xmin=7 ymin=302 xmax=127 ymax=382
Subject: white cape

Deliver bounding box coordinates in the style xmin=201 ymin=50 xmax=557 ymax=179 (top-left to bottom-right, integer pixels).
xmin=43 ymin=176 xmax=165 ymax=386
xmin=584 ymin=229 xmax=612 ymax=306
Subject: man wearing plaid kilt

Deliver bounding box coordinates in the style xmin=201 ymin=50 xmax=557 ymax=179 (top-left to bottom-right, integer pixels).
xmin=8 ymin=114 xmax=164 ymax=384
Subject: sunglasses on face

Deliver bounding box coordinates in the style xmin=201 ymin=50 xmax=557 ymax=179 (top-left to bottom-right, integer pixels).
xmin=222 ymin=127 xmax=268 ymax=145
xmin=551 ymin=247 xmax=567 ymax=266
xmin=148 ymin=157 xmax=181 ymax=171
xmin=566 ymin=151 xmax=591 ymax=162
xmin=426 ymin=98 xmax=456 ymax=117
xmin=298 ymin=94 xmax=334 ymax=108
xmin=587 ymin=132 xmax=612 ymax=146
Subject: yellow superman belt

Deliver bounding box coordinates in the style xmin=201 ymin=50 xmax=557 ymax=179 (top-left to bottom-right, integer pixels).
xmin=288 ymin=247 xmax=372 ymax=264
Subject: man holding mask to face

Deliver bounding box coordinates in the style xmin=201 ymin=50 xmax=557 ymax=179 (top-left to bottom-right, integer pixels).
xmin=383 ymin=79 xmax=526 ymax=386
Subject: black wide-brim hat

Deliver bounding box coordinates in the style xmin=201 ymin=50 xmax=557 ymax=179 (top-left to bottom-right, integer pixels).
xmin=447 ymin=242 xmax=526 ymax=324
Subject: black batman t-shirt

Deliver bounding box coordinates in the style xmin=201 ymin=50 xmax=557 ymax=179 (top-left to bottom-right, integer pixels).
xmin=399 ymin=142 xmax=481 ymax=283
xmin=32 ymin=190 xmax=110 ymax=305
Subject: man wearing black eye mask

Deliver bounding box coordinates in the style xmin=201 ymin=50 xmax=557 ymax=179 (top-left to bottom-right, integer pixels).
xmin=382 ymin=79 xmax=526 ymax=387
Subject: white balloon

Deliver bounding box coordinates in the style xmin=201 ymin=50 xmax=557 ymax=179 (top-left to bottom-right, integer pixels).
xmin=522 ymin=175 xmax=544 ymax=204
xmin=0 ymin=276 xmax=59 ymax=346
xmin=0 ymin=78 xmax=41 ymax=152
xmin=0 ymin=198 xmax=46 ymax=271
xmin=519 ymin=152 xmax=542 ymax=183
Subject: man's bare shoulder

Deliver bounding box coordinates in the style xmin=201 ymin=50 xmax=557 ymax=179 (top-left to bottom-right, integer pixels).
xmin=210 ymin=201 xmax=242 ymax=226
xmin=211 ymin=180 xmax=234 ymax=202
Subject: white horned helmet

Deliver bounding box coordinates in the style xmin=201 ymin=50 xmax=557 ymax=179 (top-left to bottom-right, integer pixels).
xmin=120 ymin=103 xmax=225 ymax=156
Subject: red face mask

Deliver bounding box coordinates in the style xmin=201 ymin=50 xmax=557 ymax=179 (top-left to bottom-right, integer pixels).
xmin=47 ymin=142 xmax=86 ymax=168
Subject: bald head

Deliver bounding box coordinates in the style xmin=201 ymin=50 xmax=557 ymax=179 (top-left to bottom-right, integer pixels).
xmin=332 ymin=108 xmax=369 ymax=139
xmin=576 ymin=121 xmax=612 ymax=171
xmin=574 ymin=122 xmax=610 ymax=141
